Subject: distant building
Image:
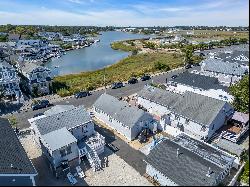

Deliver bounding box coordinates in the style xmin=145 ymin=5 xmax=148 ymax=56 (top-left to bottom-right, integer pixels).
xmin=137 ymin=86 xmax=234 ymax=141
xmin=0 ymin=60 xmax=23 ymax=103
xmin=144 ymin=133 xmax=235 ymax=186
xmin=18 ymin=62 xmax=52 ymax=95
xmin=166 ymin=71 xmax=233 ymax=102
xmin=93 ymin=93 xmax=156 ymax=141
xmin=29 ymin=105 xmax=105 ymax=176
xmin=7 ymin=34 xmax=20 ymax=42
xmin=0 ymin=118 xmax=37 ymax=186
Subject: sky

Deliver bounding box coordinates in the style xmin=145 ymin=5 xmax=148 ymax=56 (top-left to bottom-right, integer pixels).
xmin=0 ymin=0 xmax=249 ymax=26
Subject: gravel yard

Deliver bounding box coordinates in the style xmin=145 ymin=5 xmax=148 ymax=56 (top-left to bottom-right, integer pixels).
xmin=19 ymin=134 xmax=152 ymax=186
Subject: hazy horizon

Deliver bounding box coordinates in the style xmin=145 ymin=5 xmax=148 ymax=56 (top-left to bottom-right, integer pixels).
xmin=0 ymin=0 xmax=249 ymax=27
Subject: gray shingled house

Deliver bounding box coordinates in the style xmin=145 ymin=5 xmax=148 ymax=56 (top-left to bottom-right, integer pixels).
xmin=29 ymin=105 xmax=105 ymax=176
xmin=93 ymin=93 xmax=156 ymax=141
xmin=137 ymin=86 xmax=234 ymax=141
xmin=0 ymin=118 xmax=37 ymax=186
xmin=144 ymin=133 xmax=235 ymax=186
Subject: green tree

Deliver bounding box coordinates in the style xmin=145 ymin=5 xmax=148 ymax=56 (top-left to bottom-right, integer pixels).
xmin=229 ymin=75 xmax=249 ymax=113
xmin=8 ymin=116 xmax=17 ymax=128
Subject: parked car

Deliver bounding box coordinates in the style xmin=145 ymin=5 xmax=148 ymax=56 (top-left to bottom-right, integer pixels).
xmin=185 ymin=64 xmax=192 ymax=69
xmin=33 ymin=113 xmax=44 ymax=118
xmin=74 ymin=91 xmax=91 ymax=99
xmin=111 ymin=82 xmax=124 ymax=89
xmin=171 ymin=75 xmax=178 ymax=79
xmin=128 ymin=77 xmax=138 ymax=84
xmin=107 ymin=143 xmax=119 ymax=152
xmin=141 ymin=74 xmax=151 ymax=81
xmin=31 ymin=100 xmax=50 ymax=110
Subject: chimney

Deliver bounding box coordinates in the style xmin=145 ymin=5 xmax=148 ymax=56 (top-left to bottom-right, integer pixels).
xmin=176 ymin=148 xmax=180 ymax=157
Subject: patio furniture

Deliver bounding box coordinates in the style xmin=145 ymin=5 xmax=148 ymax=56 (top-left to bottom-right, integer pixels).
xmin=76 ymin=166 xmax=85 ymax=178
xmin=67 ymin=172 xmax=78 ymax=185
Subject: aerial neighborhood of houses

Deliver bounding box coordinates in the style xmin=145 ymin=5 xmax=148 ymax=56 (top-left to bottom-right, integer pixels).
xmin=0 ymin=27 xmax=249 ymax=186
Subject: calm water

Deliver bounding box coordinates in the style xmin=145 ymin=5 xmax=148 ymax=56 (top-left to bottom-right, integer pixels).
xmin=45 ymin=31 xmax=150 ymax=76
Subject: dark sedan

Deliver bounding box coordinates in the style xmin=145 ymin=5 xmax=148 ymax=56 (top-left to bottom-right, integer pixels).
xmin=111 ymin=82 xmax=124 ymax=89
xmin=31 ymin=100 xmax=50 ymax=110
xmin=141 ymin=74 xmax=151 ymax=81
xmin=128 ymin=77 xmax=138 ymax=84
xmin=74 ymin=91 xmax=91 ymax=99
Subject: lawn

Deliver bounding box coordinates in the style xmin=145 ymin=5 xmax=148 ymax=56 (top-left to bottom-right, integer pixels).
xmin=53 ymin=52 xmax=184 ymax=96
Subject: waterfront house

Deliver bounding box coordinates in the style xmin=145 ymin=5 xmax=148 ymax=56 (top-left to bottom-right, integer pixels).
xmin=93 ymin=93 xmax=156 ymax=141
xmin=17 ymin=40 xmax=44 ymax=48
xmin=18 ymin=62 xmax=52 ymax=95
xmin=200 ymin=58 xmax=248 ymax=86
xmin=166 ymin=71 xmax=233 ymax=102
xmin=0 ymin=60 xmax=23 ymax=103
xmin=137 ymin=86 xmax=234 ymax=141
xmin=0 ymin=118 xmax=37 ymax=186
xmin=144 ymin=133 xmax=235 ymax=186
xmin=28 ymin=105 xmax=105 ymax=176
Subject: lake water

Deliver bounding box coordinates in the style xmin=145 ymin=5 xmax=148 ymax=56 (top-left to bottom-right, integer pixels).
xmin=45 ymin=31 xmax=150 ymax=76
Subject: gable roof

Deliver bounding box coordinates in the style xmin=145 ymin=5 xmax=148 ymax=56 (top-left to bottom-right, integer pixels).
xmin=42 ymin=127 xmax=77 ymax=151
xmin=0 ymin=118 xmax=37 ymax=175
xmin=172 ymin=91 xmax=228 ymax=127
xmin=202 ymin=58 xmax=248 ymax=76
xmin=43 ymin=105 xmax=75 ymax=116
xmin=137 ymin=86 xmax=181 ymax=109
xmin=145 ymin=134 xmax=234 ymax=186
xmin=170 ymin=71 xmax=229 ymax=91
xmin=34 ymin=105 xmax=92 ymax=135
xmin=93 ymin=93 xmax=153 ymax=128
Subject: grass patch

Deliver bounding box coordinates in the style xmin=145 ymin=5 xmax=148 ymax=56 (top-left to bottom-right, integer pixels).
xmin=53 ymin=52 xmax=185 ymax=96
xmin=111 ymin=41 xmax=138 ymax=52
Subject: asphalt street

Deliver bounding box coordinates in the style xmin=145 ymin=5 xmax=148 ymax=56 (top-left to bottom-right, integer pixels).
xmin=2 ymin=66 xmax=199 ymax=130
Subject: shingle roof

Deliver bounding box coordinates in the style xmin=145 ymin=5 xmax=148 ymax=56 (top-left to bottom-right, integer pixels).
xmin=44 ymin=105 xmax=75 ymax=116
xmin=145 ymin=134 xmax=234 ymax=186
xmin=0 ymin=118 xmax=37 ymax=175
xmin=93 ymin=93 xmax=152 ymax=128
xmin=202 ymin=58 xmax=248 ymax=76
xmin=34 ymin=105 xmax=92 ymax=135
xmin=172 ymin=91 xmax=227 ymax=127
xmin=215 ymin=50 xmax=249 ymax=66
xmin=42 ymin=127 xmax=77 ymax=151
xmin=21 ymin=62 xmax=40 ymax=74
xmin=137 ymin=86 xmax=181 ymax=109
xmin=171 ymin=71 xmax=229 ymax=91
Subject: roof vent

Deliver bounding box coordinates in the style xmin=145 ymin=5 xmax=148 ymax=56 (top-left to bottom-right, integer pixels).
xmin=206 ymin=167 xmax=214 ymax=177
xmin=11 ymin=164 xmax=14 ymax=168
xmin=177 ymin=148 xmax=180 ymax=157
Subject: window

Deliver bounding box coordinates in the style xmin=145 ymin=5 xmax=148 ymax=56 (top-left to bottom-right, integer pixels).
xmin=212 ymin=124 xmax=215 ymax=130
xmin=109 ymin=116 xmax=112 ymax=122
xmin=60 ymin=149 xmax=66 ymax=157
xmin=66 ymin=146 xmax=72 ymax=154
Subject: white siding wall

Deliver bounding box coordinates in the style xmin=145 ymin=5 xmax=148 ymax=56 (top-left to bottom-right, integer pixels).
xmin=69 ymin=121 xmax=95 ymax=140
xmin=146 ymin=164 xmax=178 ymax=186
xmin=93 ymin=107 xmax=133 ymax=141
xmin=52 ymin=143 xmax=79 ymax=168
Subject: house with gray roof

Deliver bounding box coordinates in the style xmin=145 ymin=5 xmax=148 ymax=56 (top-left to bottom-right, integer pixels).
xmin=0 ymin=118 xmax=37 ymax=186
xmin=0 ymin=60 xmax=23 ymax=104
xmin=93 ymin=93 xmax=155 ymax=141
xmin=166 ymin=71 xmax=233 ymax=102
xmin=144 ymin=133 xmax=235 ymax=186
xmin=200 ymin=58 xmax=248 ymax=86
xmin=18 ymin=62 xmax=52 ymax=95
xmin=137 ymin=86 xmax=234 ymax=141
xmin=29 ymin=105 xmax=105 ymax=176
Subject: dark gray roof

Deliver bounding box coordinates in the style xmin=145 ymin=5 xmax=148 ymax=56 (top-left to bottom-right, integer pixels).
xmin=0 ymin=118 xmax=37 ymax=175
xmin=202 ymin=58 xmax=248 ymax=76
xmin=172 ymin=91 xmax=227 ymax=127
xmin=170 ymin=71 xmax=229 ymax=91
xmin=0 ymin=176 xmax=34 ymax=186
xmin=215 ymin=50 xmax=249 ymax=66
xmin=34 ymin=105 xmax=92 ymax=135
xmin=93 ymin=93 xmax=153 ymax=128
xmin=137 ymin=86 xmax=181 ymax=109
xmin=145 ymin=134 xmax=234 ymax=186
xmin=43 ymin=105 xmax=75 ymax=116
xmin=42 ymin=127 xmax=77 ymax=151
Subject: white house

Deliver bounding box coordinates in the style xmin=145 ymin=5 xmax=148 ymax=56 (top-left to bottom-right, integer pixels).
xmin=144 ymin=133 xmax=235 ymax=186
xmin=0 ymin=118 xmax=37 ymax=186
xmin=18 ymin=62 xmax=52 ymax=95
xmin=0 ymin=60 xmax=23 ymax=103
xmin=28 ymin=105 xmax=105 ymax=176
xmin=137 ymin=86 xmax=234 ymax=141
xmin=166 ymin=71 xmax=234 ymax=102
xmin=93 ymin=93 xmax=156 ymax=141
